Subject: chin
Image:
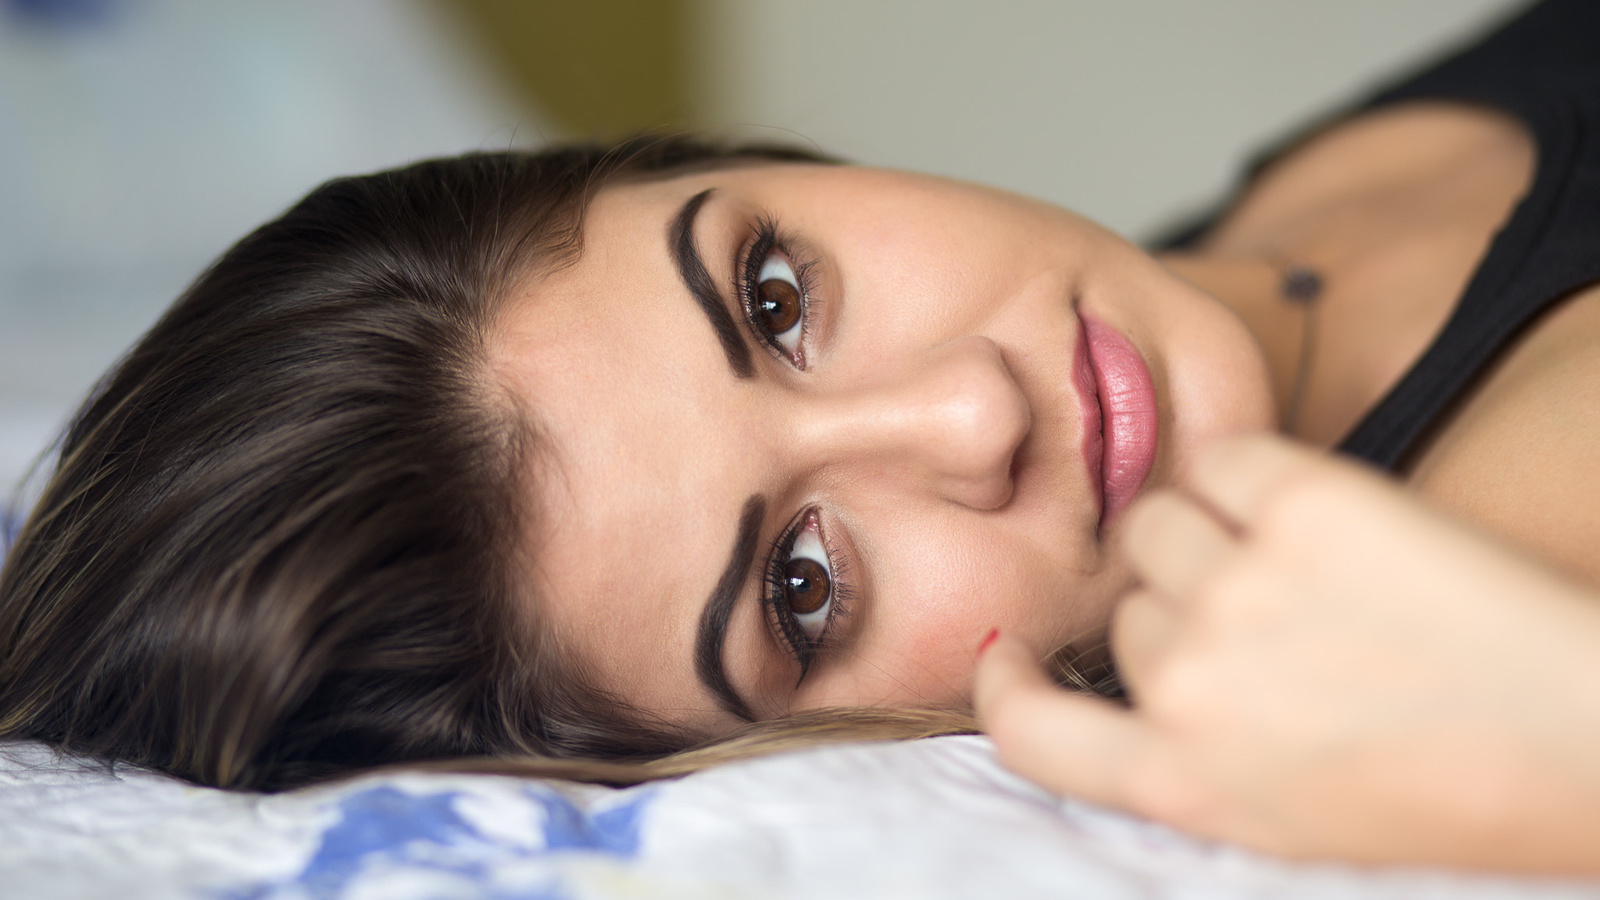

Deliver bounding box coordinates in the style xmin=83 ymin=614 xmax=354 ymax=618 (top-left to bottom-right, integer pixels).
xmin=1146 ymin=275 xmax=1278 ymax=492
xmin=1169 ymin=330 xmax=1276 ymax=483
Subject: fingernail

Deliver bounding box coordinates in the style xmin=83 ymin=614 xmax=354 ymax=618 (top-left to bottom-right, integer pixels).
xmin=976 ymin=628 xmax=1000 ymax=658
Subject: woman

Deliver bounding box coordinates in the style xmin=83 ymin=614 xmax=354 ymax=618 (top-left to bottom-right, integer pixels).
xmin=2 ymin=0 xmax=1598 ymax=873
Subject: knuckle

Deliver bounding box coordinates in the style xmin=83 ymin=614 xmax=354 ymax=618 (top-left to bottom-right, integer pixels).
xmin=1190 ymin=553 xmax=1260 ymax=615
xmin=1192 ymin=556 xmax=1290 ymax=641
xmin=1252 ymin=470 xmax=1344 ymax=542
xmin=1136 ymin=651 xmax=1215 ymax=716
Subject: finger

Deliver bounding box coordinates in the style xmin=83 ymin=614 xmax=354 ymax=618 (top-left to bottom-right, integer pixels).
xmin=1188 ymin=432 xmax=1397 ymax=531
xmin=974 ymin=631 xmax=1152 ymax=809
xmin=1109 ymin=587 xmax=1179 ymax=693
xmin=1121 ymin=490 xmax=1239 ymax=601
xmin=1184 ymin=433 xmax=1316 ymax=526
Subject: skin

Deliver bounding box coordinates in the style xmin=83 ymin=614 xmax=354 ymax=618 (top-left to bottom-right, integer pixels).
xmin=485 ymin=99 xmax=1600 ymax=870
xmin=975 ymin=435 xmax=1600 ymax=873
xmin=489 ymin=163 xmax=1274 ymax=739
xmin=973 ymin=104 xmax=1600 ymax=872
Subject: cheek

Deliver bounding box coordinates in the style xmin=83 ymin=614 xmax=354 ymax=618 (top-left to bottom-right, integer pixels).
xmin=830 ymin=525 xmax=1076 ymax=708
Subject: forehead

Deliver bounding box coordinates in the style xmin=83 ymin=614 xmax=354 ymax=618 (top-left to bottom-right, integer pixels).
xmin=488 ymin=173 xmax=766 ymax=732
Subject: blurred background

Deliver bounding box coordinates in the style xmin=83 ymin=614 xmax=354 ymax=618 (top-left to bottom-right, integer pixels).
xmin=0 ymin=0 xmax=1526 ymax=511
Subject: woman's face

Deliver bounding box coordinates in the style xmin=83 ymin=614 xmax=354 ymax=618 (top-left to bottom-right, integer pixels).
xmin=492 ymin=163 xmax=1273 ymax=738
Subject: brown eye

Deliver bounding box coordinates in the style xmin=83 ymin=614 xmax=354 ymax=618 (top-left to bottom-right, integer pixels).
xmin=757 ymin=277 xmax=801 ymax=336
xmin=784 ymin=557 xmax=830 ymax=615
xmin=776 ymin=512 xmax=836 ymax=648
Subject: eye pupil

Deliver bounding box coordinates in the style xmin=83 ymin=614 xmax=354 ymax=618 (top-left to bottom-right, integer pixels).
xmin=783 ymin=557 xmax=830 ymax=615
xmin=757 ymin=278 xmax=801 ymax=335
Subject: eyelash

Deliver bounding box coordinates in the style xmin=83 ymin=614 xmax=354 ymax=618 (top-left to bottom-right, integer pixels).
xmin=736 ymin=215 xmax=822 ymax=367
xmin=732 ymin=214 xmax=850 ymax=679
xmin=761 ymin=509 xmax=855 ymax=682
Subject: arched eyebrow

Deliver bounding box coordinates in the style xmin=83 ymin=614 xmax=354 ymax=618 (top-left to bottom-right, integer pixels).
xmin=670 ymin=188 xmax=754 ymax=379
xmin=695 ymin=494 xmax=763 ymax=722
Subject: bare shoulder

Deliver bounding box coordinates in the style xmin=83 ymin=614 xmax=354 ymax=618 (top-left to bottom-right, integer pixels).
xmin=1202 ymin=101 xmax=1534 ymax=252
xmin=1406 ymin=281 xmax=1600 ymax=586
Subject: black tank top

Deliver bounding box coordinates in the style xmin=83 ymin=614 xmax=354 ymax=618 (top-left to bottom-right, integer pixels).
xmin=1160 ymin=0 xmax=1600 ymax=471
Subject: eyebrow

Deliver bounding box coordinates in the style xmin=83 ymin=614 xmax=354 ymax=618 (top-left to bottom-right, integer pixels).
xmin=670 ymin=188 xmax=754 ymax=379
xmin=695 ymin=494 xmax=764 ymax=722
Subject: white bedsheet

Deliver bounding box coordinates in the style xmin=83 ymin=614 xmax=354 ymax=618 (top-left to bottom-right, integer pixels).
xmin=3 ymin=736 xmax=1593 ymax=900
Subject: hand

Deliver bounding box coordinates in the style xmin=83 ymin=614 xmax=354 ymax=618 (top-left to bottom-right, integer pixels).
xmin=975 ymin=433 xmax=1600 ymax=873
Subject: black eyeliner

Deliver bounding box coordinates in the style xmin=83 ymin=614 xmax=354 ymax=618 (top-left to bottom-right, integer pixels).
xmin=735 ymin=217 xmax=781 ymax=356
xmin=760 ymin=509 xmax=857 ymax=686
xmin=733 ymin=214 xmax=821 ymax=366
xmin=761 ymin=514 xmax=815 ymax=679
xmin=731 ymin=211 xmax=845 ymax=683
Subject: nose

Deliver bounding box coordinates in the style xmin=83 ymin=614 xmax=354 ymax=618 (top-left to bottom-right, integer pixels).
xmin=793 ymin=335 xmax=1031 ymax=510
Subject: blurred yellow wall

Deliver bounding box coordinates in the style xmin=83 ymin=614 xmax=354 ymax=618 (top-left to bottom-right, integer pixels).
xmin=434 ymin=0 xmax=691 ymax=138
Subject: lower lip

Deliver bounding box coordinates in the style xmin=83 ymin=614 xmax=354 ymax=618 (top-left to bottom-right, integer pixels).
xmin=1080 ymin=315 xmax=1159 ymax=528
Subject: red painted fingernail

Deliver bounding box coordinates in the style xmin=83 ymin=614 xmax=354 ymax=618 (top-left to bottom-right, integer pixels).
xmin=976 ymin=628 xmax=1000 ymax=658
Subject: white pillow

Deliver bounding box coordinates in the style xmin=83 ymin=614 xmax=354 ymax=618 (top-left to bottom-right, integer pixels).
xmin=0 ymin=736 xmax=1583 ymax=899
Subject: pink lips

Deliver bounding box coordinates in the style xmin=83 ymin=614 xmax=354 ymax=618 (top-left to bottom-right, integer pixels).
xmin=1074 ymin=314 xmax=1158 ymax=528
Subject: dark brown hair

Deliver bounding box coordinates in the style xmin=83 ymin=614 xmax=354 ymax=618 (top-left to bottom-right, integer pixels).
xmin=0 ymin=135 xmax=899 ymax=792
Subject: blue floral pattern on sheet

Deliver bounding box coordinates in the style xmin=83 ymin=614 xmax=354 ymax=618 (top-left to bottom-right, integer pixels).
xmin=226 ymin=783 xmax=653 ymax=900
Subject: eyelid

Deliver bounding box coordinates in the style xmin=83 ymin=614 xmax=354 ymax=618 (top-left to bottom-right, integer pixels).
xmin=734 ymin=215 xmax=823 ymax=369
xmin=760 ymin=506 xmax=856 ymax=683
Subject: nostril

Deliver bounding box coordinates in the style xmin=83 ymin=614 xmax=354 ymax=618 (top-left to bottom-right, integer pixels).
xmin=932 ymin=338 xmax=1031 ymax=509
xmin=954 ymin=472 xmax=1016 ymax=511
